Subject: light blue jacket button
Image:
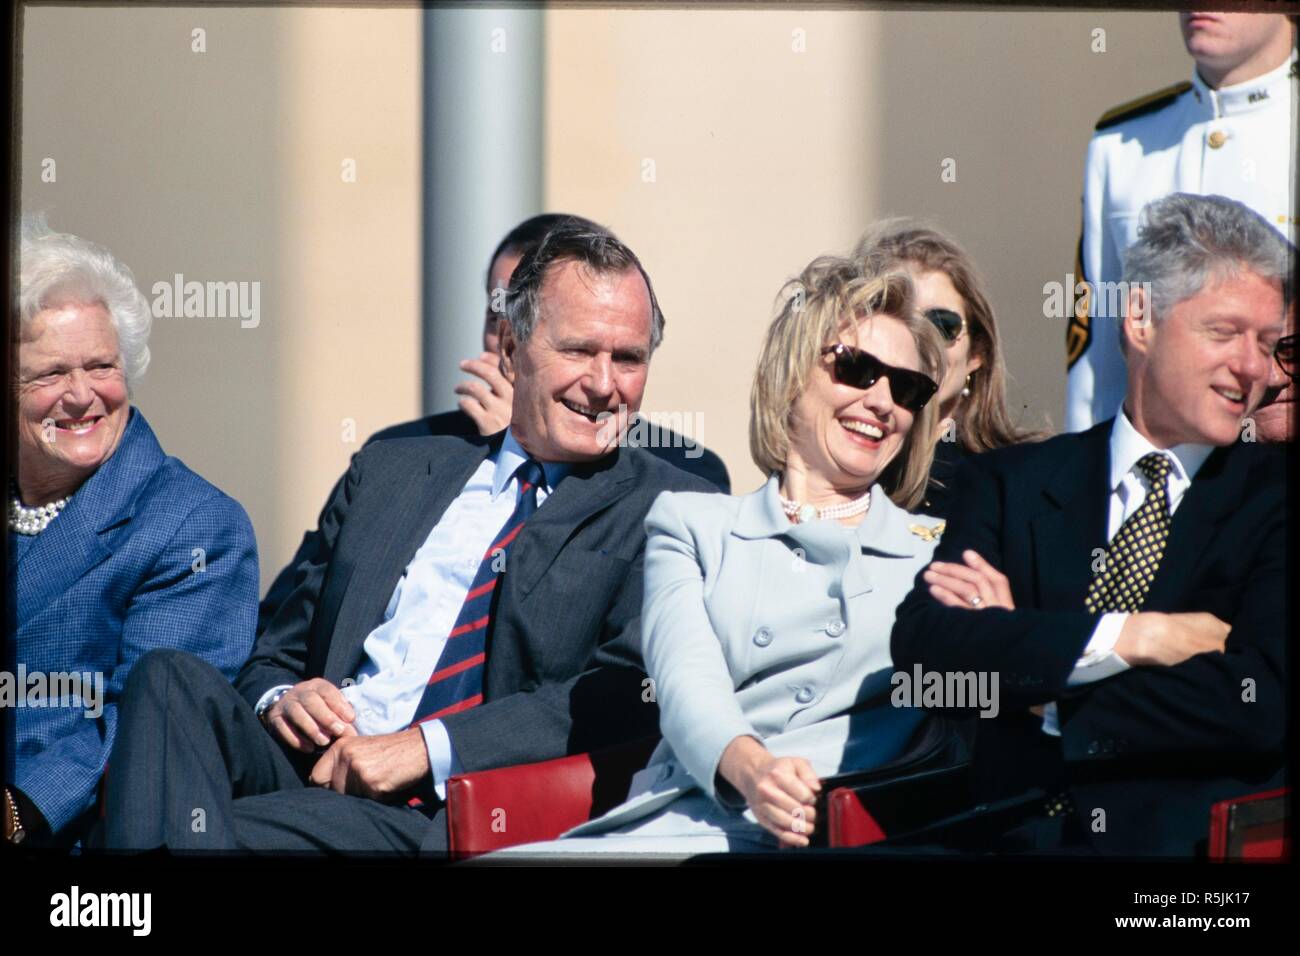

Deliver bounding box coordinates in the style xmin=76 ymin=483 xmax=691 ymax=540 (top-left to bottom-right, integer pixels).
xmin=753 ymin=626 xmax=774 ymax=647
xmin=825 ymin=619 xmax=845 ymax=638
xmin=795 ymin=686 xmax=815 ymax=704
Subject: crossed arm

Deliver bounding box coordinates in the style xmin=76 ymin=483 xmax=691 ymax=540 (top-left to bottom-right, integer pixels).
xmin=892 ymin=452 xmax=1283 ymax=761
xmin=924 ymin=551 xmax=1230 ymax=672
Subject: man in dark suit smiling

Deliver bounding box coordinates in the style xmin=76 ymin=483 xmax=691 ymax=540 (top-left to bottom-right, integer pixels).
xmin=255 ymin=213 xmax=729 ymax=638
xmin=891 ymin=193 xmax=1291 ymax=857
xmin=102 ymin=221 xmax=714 ymax=854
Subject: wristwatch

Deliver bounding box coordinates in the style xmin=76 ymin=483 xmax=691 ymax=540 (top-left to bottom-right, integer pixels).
xmin=4 ymin=786 xmax=26 ymax=845
xmin=256 ymin=686 xmax=293 ymax=722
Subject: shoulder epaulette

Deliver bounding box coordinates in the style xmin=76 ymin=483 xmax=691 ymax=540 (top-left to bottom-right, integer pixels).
xmin=1094 ymin=80 xmax=1192 ymax=132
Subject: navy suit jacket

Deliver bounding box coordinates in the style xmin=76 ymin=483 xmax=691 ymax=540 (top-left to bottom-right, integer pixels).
xmin=258 ymin=409 xmax=729 ymax=633
xmin=5 ymin=409 xmax=258 ymax=838
xmin=238 ymin=430 xmax=716 ymax=793
xmin=381 ymin=410 xmax=732 ymax=492
xmin=891 ymin=420 xmax=1287 ymax=857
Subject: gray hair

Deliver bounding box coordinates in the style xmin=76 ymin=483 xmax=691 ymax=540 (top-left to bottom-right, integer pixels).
xmin=502 ymin=219 xmax=665 ymax=352
xmin=18 ymin=213 xmax=153 ymax=381
xmin=1120 ymin=193 xmax=1293 ymax=347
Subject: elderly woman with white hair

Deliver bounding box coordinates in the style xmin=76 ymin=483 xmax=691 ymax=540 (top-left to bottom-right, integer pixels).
xmin=5 ymin=217 xmax=258 ymax=848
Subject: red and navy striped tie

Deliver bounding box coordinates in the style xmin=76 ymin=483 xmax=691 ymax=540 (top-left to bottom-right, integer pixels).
xmin=408 ymin=457 xmax=546 ymax=727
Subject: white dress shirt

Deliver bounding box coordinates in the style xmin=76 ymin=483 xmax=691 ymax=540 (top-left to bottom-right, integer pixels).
xmin=1040 ymin=408 xmax=1214 ymax=736
xmin=257 ymin=428 xmax=568 ymax=797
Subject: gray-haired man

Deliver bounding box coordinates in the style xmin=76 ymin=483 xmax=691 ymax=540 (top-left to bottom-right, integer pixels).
xmin=101 ymin=221 xmax=717 ymax=854
xmin=892 ymin=193 xmax=1291 ymax=857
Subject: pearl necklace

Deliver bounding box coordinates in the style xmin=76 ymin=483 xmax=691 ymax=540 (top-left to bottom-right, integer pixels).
xmin=779 ymin=487 xmax=871 ymax=524
xmin=8 ymin=481 xmax=69 ymax=535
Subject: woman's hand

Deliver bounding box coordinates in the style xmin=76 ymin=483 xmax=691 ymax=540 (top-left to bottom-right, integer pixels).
xmin=718 ymin=736 xmax=821 ymax=848
xmin=924 ymin=549 xmax=1015 ymax=611
xmin=455 ymin=352 xmax=514 ymax=435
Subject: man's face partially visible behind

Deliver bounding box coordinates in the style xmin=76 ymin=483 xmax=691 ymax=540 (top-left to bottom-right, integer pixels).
xmin=484 ymin=249 xmax=524 ymax=354
xmin=1256 ymin=308 xmax=1295 ymax=443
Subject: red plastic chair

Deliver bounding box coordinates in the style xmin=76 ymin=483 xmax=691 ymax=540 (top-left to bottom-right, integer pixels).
xmin=446 ymin=719 xmax=968 ymax=857
xmin=823 ymin=762 xmax=973 ymax=848
xmin=445 ymin=736 xmax=659 ymax=859
xmin=1208 ymin=787 xmax=1290 ymax=862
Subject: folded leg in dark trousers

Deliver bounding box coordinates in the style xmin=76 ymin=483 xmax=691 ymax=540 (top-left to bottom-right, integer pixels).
xmin=101 ymin=648 xmax=432 ymax=854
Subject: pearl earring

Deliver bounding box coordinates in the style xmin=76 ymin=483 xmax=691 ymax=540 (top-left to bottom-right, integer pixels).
xmin=961 ymin=373 xmax=972 ymax=398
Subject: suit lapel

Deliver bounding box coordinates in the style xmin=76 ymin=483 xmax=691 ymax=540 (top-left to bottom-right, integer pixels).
xmin=1029 ymin=424 xmax=1112 ymax=610
xmin=323 ymin=434 xmax=496 ymax=680
xmin=512 ymin=447 xmax=636 ymax=598
xmin=1143 ymin=444 xmax=1242 ymax=611
xmin=836 ymin=490 xmax=926 ymax=600
xmin=15 ymin=409 xmax=161 ymax=630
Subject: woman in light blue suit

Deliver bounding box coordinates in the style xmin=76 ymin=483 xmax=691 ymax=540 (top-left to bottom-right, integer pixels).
xmin=5 ymin=217 xmax=258 ymax=848
xmin=499 ymin=252 xmax=948 ymax=857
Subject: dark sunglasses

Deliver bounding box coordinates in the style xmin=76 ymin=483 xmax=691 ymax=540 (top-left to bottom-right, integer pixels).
xmin=821 ymin=344 xmax=938 ymax=413
xmin=1275 ymin=334 xmax=1296 ymax=382
xmin=925 ymin=307 xmax=968 ymax=344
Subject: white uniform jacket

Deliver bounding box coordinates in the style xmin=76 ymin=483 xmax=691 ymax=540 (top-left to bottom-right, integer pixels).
xmin=1065 ymin=55 xmax=1297 ymax=432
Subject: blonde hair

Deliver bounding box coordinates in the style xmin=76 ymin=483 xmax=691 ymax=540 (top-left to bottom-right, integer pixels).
xmin=854 ymin=218 xmax=1046 ymax=451
xmin=749 ymin=255 xmax=946 ymax=511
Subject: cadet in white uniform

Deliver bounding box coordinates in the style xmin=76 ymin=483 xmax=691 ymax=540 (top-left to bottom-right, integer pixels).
xmin=1065 ymin=38 xmax=1296 ymax=432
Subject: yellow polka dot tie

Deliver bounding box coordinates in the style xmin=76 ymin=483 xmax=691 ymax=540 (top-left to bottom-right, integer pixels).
xmin=1084 ymin=453 xmax=1173 ymax=613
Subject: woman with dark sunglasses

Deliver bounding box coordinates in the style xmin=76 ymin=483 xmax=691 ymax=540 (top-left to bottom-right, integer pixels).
xmin=855 ymin=219 xmax=1046 ymax=516
xmin=490 ymin=255 xmax=957 ymax=858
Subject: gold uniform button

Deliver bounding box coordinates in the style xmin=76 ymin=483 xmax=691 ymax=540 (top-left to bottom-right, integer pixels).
xmin=1207 ymin=130 xmax=1227 ymax=149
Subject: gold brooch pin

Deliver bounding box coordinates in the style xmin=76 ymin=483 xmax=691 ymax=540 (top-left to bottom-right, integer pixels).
xmin=908 ymin=520 xmax=946 ymax=541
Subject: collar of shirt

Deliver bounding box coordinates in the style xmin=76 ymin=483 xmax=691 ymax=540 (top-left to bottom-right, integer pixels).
xmin=1190 ymin=51 xmax=1296 ymax=119
xmin=492 ymin=428 xmax=571 ymax=501
xmin=1109 ymin=406 xmax=1215 ymax=508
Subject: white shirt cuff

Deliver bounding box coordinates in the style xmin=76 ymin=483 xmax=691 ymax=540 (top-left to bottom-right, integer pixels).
xmin=419 ymin=719 xmax=459 ymax=801
xmin=1040 ymin=702 xmax=1061 ymax=737
xmin=1066 ymin=613 xmax=1132 ymax=685
xmin=254 ymin=684 xmax=294 ymax=717
xmin=1041 ymin=614 xmax=1133 ymax=737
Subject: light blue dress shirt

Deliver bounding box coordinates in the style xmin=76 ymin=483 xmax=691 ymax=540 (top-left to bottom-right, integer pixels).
xmin=258 ymin=428 xmax=568 ymax=798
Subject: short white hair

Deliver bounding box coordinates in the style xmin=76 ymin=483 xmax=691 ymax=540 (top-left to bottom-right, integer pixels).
xmin=19 ymin=213 xmax=153 ymax=381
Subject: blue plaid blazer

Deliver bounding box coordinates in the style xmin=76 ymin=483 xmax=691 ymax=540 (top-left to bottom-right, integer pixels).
xmin=6 ymin=408 xmax=258 ymax=838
